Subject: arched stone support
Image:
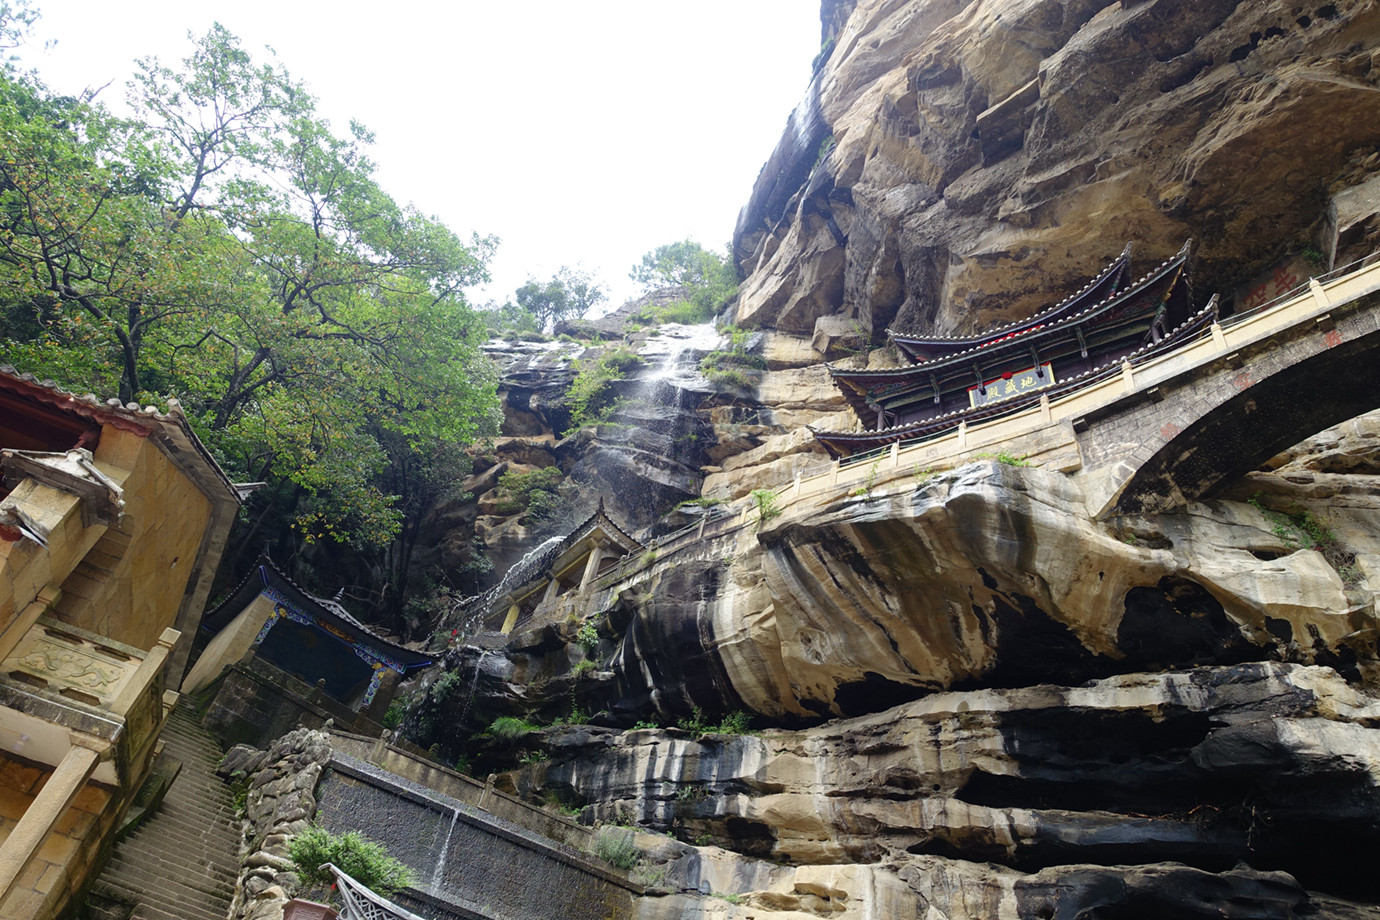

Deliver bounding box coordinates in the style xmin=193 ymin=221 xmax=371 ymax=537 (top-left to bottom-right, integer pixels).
xmin=1084 ymin=287 xmax=1380 ymax=518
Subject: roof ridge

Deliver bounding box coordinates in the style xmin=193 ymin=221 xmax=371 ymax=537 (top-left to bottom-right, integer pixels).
xmin=886 ymin=241 xmax=1134 ymax=344
xmin=816 ymin=295 xmax=1219 ymax=441
xmin=886 ymin=247 xmax=1190 ymax=371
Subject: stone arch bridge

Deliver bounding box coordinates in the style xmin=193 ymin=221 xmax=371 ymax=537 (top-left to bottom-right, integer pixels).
xmin=769 ymin=253 xmax=1380 ymax=522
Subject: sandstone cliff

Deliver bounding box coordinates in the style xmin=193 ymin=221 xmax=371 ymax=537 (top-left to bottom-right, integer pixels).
xmin=400 ymin=410 xmax=1380 ymax=917
xmin=393 ymin=3 xmax=1380 ymax=917
xmin=734 ymin=0 xmax=1380 ymax=341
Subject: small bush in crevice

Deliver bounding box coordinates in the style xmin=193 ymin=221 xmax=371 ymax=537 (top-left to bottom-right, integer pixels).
xmin=488 ymin=716 xmax=542 ymax=740
xmin=677 ymin=706 xmax=754 ymax=736
xmin=592 ymin=826 xmax=641 ymax=870
xmin=978 ymin=450 xmax=1032 ymax=467
xmin=565 ymin=346 xmax=645 ymax=433
xmin=749 ymin=488 xmax=781 ymax=529
xmin=287 ymin=825 xmax=415 ymax=900
xmin=1249 ymin=495 xmax=1361 ymax=586
xmin=493 ymin=466 xmax=565 ymax=523
xmin=700 ymin=330 xmax=765 ymax=392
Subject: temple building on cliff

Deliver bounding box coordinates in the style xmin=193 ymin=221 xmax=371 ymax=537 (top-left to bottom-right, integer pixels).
xmin=474 ymin=500 xmax=642 ymax=638
xmin=184 ymin=556 xmax=434 ymax=745
xmin=812 ymin=240 xmax=1220 ymax=458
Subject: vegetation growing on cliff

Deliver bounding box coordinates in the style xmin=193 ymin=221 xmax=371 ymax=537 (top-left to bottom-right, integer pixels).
xmin=1249 ymin=495 xmax=1361 ymax=585
xmin=700 ymin=325 xmax=766 ymax=390
xmin=493 ymin=466 xmax=566 ymax=523
xmin=749 ymin=488 xmax=782 ymax=529
xmin=563 ymin=346 xmax=645 ymax=433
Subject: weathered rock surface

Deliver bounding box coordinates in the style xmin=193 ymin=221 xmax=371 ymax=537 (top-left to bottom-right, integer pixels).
xmin=406 ymin=415 xmax=1380 ymax=916
xmin=392 ymin=6 xmax=1380 ymax=918
xmin=515 ymin=662 xmax=1380 ymax=917
xmin=222 ymin=727 xmax=333 ymax=920
xmin=520 ymin=459 xmax=1374 ymax=725
xmin=734 ymin=0 xmax=1380 ymax=337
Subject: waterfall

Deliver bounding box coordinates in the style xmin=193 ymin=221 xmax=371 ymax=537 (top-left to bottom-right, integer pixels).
xmin=429 ymin=806 xmax=460 ymax=893
xmin=456 ymin=649 xmax=489 ymax=729
xmin=637 ymin=321 xmax=725 ymax=394
xmin=461 ymin=534 xmax=566 ymax=634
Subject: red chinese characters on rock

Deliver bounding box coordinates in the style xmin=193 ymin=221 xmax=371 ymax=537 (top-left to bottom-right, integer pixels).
xmin=1240 ymin=266 xmax=1302 ymax=312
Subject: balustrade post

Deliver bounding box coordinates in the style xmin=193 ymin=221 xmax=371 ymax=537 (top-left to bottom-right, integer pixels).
xmin=0 ymin=586 xmax=61 ymax=664
xmin=1309 ymin=277 xmax=1330 ymax=308
xmin=0 ymin=736 xmax=105 ymax=903
xmin=1210 ymin=322 xmax=1228 ymax=350
xmin=112 ymin=628 xmax=179 ymax=717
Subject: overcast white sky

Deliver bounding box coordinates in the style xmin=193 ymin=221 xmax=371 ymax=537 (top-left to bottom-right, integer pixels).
xmin=16 ymin=2 xmax=822 ymax=309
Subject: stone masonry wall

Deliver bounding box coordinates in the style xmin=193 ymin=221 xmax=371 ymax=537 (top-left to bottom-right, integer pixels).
xmin=0 ymin=753 xmax=113 ymax=919
xmin=218 ymin=726 xmax=332 ymax=920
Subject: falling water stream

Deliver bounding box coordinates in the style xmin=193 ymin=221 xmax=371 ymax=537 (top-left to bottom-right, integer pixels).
xmin=430 ymin=807 xmax=460 ymax=892
xmin=456 ymin=649 xmax=489 ymax=729
xmin=490 ymin=535 xmax=563 ymax=600
xmin=635 ymin=321 xmax=725 ymax=392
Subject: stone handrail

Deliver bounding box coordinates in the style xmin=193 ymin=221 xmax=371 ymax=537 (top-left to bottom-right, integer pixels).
xmin=0 ymin=616 xmax=173 ymax=717
xmin=0 ymin=618 xmax=180 ymax=906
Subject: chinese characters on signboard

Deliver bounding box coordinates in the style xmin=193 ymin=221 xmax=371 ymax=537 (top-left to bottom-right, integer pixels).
xmin=969 ymin=363 xmax=1055 ymax=408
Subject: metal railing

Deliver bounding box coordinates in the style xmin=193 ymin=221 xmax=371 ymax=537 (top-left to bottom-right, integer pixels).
xmin=1222 ymin=249 xmax=1380 ymax=328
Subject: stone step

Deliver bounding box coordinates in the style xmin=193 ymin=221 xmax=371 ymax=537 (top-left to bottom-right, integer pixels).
xmin=106 ymin=848 xmax=238 ymax=889
xmin=92 ymin=879 xmax=230 ymax=920
xmin=121 ymin=819 xmax=241 ymax=856
xmin=114 ymin=806 xmax=241 ymax=858
xmin=102 ymin=854 xmax=236 ymax=898
xmin=99 ymin=858 xmax=236 ymax=908
xmin=157 ymin=739 xmax=225 ymax=763
xmin=129 ymin=801 xmax=239 ymax=836
xmin=156 ymin=740 xmax=225 ymax=766
xmin=131 ymin=796 xmax=239 ymax=826
xmin=156 ymin=739 xmax=223 ymax=761
xmin=113 ymin=823 xmax=239 ymax=861
xmin=159 ymin=786 xmax=235 ymax=808
xmin=87 ymin=707 xmax=240 ymax=920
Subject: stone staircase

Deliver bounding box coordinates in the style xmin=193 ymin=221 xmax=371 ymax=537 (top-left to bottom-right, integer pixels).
xmin=86 ymin=705 xmax=241 ymax=920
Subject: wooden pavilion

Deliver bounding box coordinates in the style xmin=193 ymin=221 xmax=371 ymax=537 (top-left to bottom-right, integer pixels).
xmin=813 ymin=241 xmax=1220 ymax=458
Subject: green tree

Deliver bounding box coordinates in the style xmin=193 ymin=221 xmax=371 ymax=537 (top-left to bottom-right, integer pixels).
xmin=0 ymin=24 xmax=500 ymax=571
xmin=629 ymin=239 xmax=732 ymax=291
xmin=0 ymin=1 xmax=40 ymax=57
xmin=514 ymin=265 xmax=606 ymax=331
xmin=627 ymin=240 xmax=738 ymax=324
xmin=481 ymin=299 xmax=540 ymax=335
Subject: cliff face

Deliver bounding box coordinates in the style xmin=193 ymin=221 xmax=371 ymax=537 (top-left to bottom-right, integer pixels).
xmin=406 ymin=412 xmax=1380 ymax=917
xmin=394 ymin=3 xmax=1380 ymax=917
xmin=733 ymin=0 xmax=1380 ymax=338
